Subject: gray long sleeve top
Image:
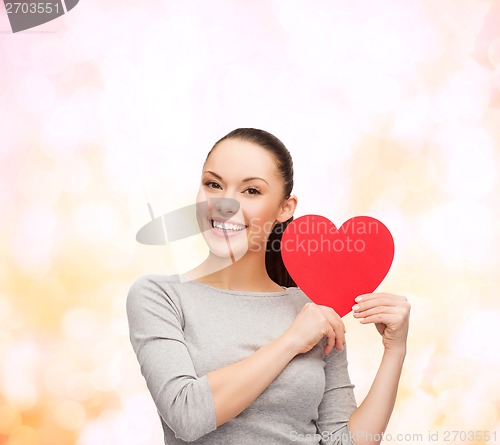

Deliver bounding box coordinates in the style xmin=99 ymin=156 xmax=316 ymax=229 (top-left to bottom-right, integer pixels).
xmin=126 ymin=274 xmax=357 ymax=444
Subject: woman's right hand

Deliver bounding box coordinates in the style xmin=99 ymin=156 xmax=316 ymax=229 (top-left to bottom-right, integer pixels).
xmin=282 ymin=302 xmax=346 ymax=356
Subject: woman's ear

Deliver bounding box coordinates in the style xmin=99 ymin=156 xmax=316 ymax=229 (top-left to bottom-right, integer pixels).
xmin=277 ymin=195 xmax=298 ymax=223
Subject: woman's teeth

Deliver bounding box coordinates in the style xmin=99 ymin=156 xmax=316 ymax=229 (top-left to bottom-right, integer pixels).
xmin=211 ymin=219 xmax=246 ymax=231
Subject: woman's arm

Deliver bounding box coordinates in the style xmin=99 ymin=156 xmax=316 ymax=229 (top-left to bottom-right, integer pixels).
xmin=347 ymin=347 xmax=406 ymax=445
xmin=127 ymin=276 xmax=219 ymax=442
xmin=347 ymin=292 xmax=411 ymax=445
xmin=208 ymin=300 xmax=348 ymax=428
xmin=315 ymin=342 xmax=358 ymax=445
xmin=128 ymin=275 xmax=338 ymax=440
xmin=207 ymin=333 xmax=298 ymax=426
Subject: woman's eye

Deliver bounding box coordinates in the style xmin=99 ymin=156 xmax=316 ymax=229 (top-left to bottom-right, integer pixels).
xmin=245 ymin=187 xmax=261 ymax=195
xmin=204 ymin=181 xmax=260 ymax=195
xmin=204 ymin=181 xmax=221 ymax=189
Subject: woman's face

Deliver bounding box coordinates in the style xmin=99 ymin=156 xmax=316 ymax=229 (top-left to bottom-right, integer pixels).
xmin=196 ymin=138 xmax=290 ymax=260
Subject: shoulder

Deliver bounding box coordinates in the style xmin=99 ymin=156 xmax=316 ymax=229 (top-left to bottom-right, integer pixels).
xmin=128 ymin=273 xmax=179 ymax=293
xmin=286 ymin=286 xmax=313 ymax=303
xmin=126 ymin=274 xmax=189 ymax=333
xmin=126 ymin=273 xmax=183 ymax=309
xmin=285 ymin=286 xmax=315 ymax=307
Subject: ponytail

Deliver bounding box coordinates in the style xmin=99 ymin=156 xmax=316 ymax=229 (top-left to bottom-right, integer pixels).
xmin=265 ymin=216 xmax=296 ymax=288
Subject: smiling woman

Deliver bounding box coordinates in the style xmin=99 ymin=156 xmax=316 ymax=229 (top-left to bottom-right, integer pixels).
xmin=192 ymin=129 xmax=298 ymax=287
xmin=126 ymin=128 xmax=410 ymax=445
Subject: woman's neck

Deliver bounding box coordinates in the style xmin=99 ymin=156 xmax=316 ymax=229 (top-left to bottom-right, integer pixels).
xmin=183 ymin=252 xmax=282 ymax=292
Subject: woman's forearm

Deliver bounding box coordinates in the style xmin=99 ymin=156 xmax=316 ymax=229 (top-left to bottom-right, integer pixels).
xmin=347 ymin=347 xmax=406 ymax=445
xmin=206 ymin=334 xmax=298 ymax=427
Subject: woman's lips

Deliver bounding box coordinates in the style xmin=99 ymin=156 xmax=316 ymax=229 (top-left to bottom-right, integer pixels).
xmin=208 ymin=218 xmax=247 ymax=238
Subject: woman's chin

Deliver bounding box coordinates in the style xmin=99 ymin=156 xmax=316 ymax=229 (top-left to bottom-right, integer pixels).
xmin=202 ymin=232 xmax=249 ymax=261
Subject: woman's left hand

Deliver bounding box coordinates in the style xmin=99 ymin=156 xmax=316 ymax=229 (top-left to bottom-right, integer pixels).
xmin=352 ymin=292 xmax=411 ymax=353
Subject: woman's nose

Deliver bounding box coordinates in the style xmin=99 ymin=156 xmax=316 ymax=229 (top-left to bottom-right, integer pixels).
xmin=211 ymin=197 xmax=240 ymax=217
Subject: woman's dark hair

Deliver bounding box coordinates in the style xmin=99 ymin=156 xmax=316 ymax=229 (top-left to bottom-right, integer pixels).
xmin=204 ymin=128 xmax=297 ymax=288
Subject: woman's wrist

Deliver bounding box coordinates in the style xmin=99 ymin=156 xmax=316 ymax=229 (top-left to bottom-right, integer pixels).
xmin=277 ymin=332 xmax=301 ymax=358
xmin=383 ymin=344 xmax=407 ymax=358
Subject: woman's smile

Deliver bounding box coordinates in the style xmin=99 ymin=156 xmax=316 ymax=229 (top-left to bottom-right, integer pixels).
xmin=209 ymin=217 xmax=248 ymax=237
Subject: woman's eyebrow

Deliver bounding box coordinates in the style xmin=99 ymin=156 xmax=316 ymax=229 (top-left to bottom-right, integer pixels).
xmin=203 ymin=170 xmax=269 ymax=185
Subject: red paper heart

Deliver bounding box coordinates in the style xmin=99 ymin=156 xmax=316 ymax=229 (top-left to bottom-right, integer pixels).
xmin=281 ymin=215 xmax=394 ymax=317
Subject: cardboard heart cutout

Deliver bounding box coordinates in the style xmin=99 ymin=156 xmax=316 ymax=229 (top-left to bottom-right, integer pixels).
xmin=281 ymin=215 xmax=394 ymax=317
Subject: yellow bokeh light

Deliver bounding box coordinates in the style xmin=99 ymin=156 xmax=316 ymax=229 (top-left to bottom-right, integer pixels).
xmin=54 ymin=400 xmax=86 ymax=430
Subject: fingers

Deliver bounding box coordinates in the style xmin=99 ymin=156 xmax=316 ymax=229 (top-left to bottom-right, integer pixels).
xmin=323 ymin=324 xmax=337 ymax=356
xmin=319 ymin=306 xmax=346 ymax=352
xmin=354 ymin=292 xmax=409 ymax=308
xmin=353 ymin=305 xmax=399 ymax=320
xmin=353 ymin=293 xmax=411 ymax=325
xmin=353 ymin=294 xmax=409 ymax=314
xmin=359 ymin=313 xmax=401 ymax=325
